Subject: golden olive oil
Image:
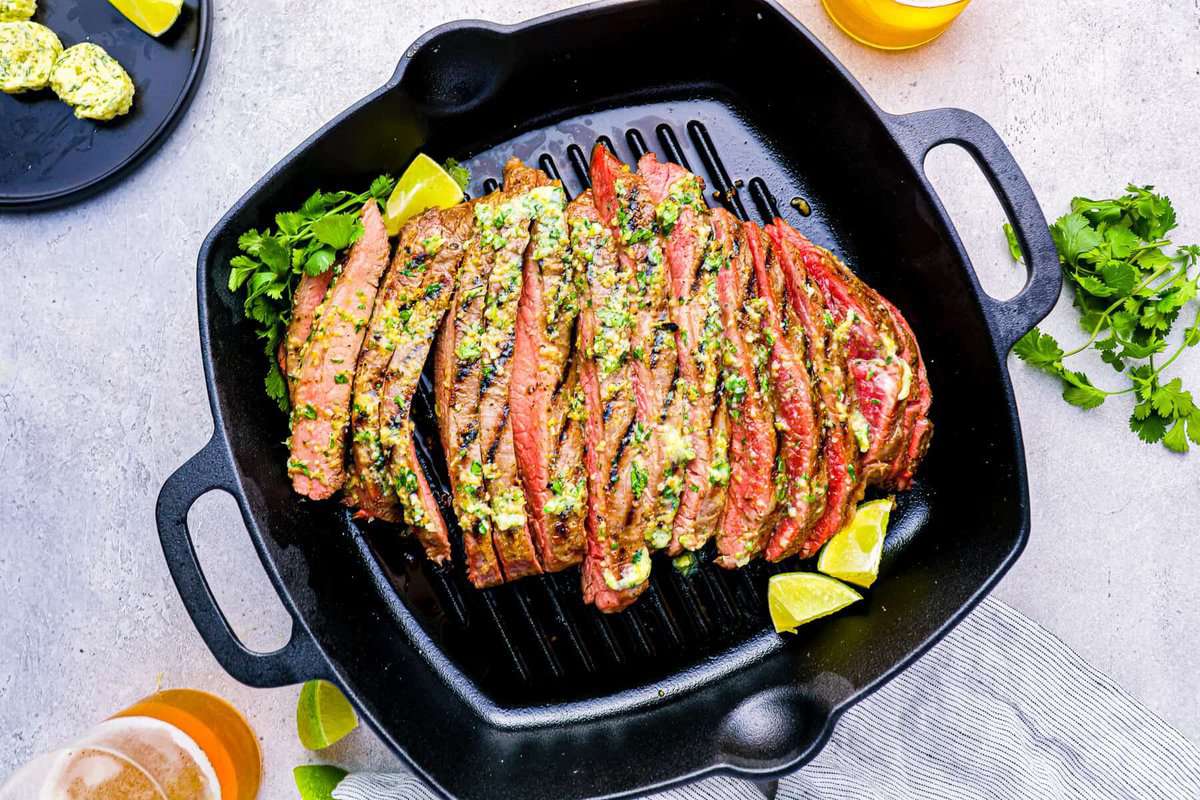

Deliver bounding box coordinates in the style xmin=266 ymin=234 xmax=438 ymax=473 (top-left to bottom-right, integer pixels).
xmin=822 ymin=0 xmax=971 ymax=50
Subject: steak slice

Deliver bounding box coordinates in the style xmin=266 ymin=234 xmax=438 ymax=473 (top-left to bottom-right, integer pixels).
xmin=591 ymin=144 xmax=683 ymax=556
xmin=540 ymin=364 xmax=588 ymax=570
xmin=745 ymin=222 xmax=824 ymax=560
xmin=878 ymin=296 xmax=933 ymax=490
xmin=374 ymin=205 xmax=474 ymax=564
xmin=711 ymin=210 xmax=779 ymax=568
xmin=289 ymin=201 xmax=391 ymax=500
xmin=442 ymin=189 xmax=506 ymax=588
xmin=765 ymin=222 xmax=862 ymax=561
xmin=345 ymin=207 xmax=464 ymax=524
xmin=475 ymin=160 xmax=552 ymax=582
xmin=573 ymin=189 xmax=649 ymax=612
xmin=281 ymin=267 xmax=335 ymax=401
xmin=637 ymin=154 xmax=726 ymax=555
xmin=510 ymin=180 xmax=580 ymax=572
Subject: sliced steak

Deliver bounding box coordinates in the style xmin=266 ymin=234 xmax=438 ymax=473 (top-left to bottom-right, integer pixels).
xmin=591 ymin=144 xmax=683 ymax=557
xmin=573 ymin=187 xmax=649 ymax=612
xmin=878 ymin=296 xmax=933 ymax=490
xmin=442 ymin=189 xmax=506 ymax=588
xmin=374 ymin=205 xmax=474 ymax=564
xmin=289 ymin=201 xmax=391 ymax=500
xmin=511 ymin=187 xmax=587 ymax=572
xmin=745 ymin=222 xmax=824 ymax=560
xmin=765 ymin=222 xmax=861 ymax=560
xmin=711 ymin=211 xmax=779 ymax=568
xmin=637 ymin=154 xmax=726 ymax=555
xmin=475 ymin=160 xmax=551 ymax=582
xmin=540 ymin=364 xmax=588 ymax=570
xmin=282 ymin=267 xmax=335 ymax=401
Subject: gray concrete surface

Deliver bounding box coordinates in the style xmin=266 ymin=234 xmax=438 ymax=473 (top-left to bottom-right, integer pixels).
xmin=2 ymin=0 xmax=1198 ymax=796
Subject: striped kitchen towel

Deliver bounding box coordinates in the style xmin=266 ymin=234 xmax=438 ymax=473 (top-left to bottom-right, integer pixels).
xmin=334 ymin=598 xmax=1200 ymax=800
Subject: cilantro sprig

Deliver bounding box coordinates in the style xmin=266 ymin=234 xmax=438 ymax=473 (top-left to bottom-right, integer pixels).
xmin=1007 ymin=185 xmax=1200 ymax=453
xmin=228 ymin=175 xmax=396 ymax=412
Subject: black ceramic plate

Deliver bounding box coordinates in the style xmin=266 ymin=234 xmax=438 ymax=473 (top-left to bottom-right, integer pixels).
xmin=0 ymin=0 xmax=210 ymax=210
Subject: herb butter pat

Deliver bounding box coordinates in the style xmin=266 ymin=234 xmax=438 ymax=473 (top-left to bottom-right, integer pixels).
xmin=0 ymin=0 xmax=35 ymax=21
xmin=50 ymin=42 xmax=134 ymax=120
xmin=0 ymin=20 xmax=60 ymax=93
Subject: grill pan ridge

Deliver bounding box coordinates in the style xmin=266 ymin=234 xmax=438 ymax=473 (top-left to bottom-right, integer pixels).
xmin=156 ymin=1 xmax=1062 ymax=798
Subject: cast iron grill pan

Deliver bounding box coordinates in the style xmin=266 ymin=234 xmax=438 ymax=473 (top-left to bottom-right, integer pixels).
xmin=156 ymin=2 xmax=1062 ymax=798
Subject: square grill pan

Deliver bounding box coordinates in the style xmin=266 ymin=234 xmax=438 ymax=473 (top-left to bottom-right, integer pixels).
xmin=156 ymin=1 xmax=1061 ymax=797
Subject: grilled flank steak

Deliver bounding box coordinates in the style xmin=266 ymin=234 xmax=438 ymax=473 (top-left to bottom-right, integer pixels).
xmin=275 ymin=150 xmax=932 ymax=612
xmin=289 ymin=201 xmax=391 ymax=500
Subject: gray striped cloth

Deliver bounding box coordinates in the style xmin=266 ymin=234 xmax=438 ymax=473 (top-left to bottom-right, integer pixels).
xmin=334 ymin=599 xmax=1200 ymax=800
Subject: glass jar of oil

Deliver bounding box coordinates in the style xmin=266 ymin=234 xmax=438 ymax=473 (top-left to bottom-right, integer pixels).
xmin=822 ymin=0 xmax=972 ymax=50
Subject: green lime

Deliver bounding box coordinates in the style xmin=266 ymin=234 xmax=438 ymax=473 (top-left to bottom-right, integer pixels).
xmin=296 ymin=679 xmax=358 ymax=750
xmin=817 ymin=497 xmax=894 ymax=588
xmin=106 ymin=0 xmax=182 ymax=37
xmin=294 ymin=765 xmax=349 ymax=800
xmin=384 ymin=153 xmax=466 ymax=235
xmin=767 ymin=572 xmax=862 ymax=634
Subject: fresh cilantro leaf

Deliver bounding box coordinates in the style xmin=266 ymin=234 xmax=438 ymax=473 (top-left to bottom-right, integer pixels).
xmin=1013 ymin=329 xmax=1063 ymax=369
xmin=1150 ymin=378 xmax=1194 ymax=418
xmin=1077 ymin=274 xmax=1116 ymax=297
xmin=305 ymin=246 xmax=336 ymax=276
xmin=1162 ymin=419 xmax=1190 ymax=453
xmin=1061 ymin=370 xmax=1106 ymax=409
xmin=369 ymin=174 xmax=397 ymax=202
xmin=1003 ymin=223 xmax=1023 ymax=263
xmin=443 ymin=158 xmax=471 ymax=192
xmin=1104 ymin=226 xmax=1139 ymax=259
xmin=311 ymin=213 xmax=362 ymax=250
xmin=1050 ymin=212 xmax=1103 ymax=266
xmin=1189 ymin=408 xmax=1200 ymax=445
xmin=1100 ymin=261 xmax=1137 ymax=296
xmin=1129 ymin=408 xmax=1167 ymax=443
xmin=275 ymin=211 xmax=304 ymax=236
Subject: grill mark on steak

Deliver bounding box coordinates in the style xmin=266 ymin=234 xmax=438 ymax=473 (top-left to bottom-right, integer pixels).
xmin=575 ymin=174 xmax=648 ymax=612
xmin=289 ymin=201 xmax=391 ymax=500
xmin=512 ymin=188 xmax=586 ymax=573
xmin=744 ymin=222 xmax=824 ymax=561
xmin=712 ymin=210 xmax=780 ymax=568
xmin=475 ymin=160 xmax=551 ymax=583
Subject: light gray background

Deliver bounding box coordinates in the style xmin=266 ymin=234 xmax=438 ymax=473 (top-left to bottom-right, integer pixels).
xmin=2 ymin=1 xmax=1198 ymax=796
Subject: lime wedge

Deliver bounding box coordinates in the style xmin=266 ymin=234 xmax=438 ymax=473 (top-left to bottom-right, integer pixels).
xmin=768 ymin=572 xmax=862 ymax=634
xmin=817 ymin=497 xmax=894 ymax=588
xmin=106 ymin=0 xmax=182 ymax=37
xmin=294 ymin=765 xmax=348 ymax=800
xmin=384 ymin=153 xmax=466 ymax=235
xmin=297 ymin=679 xmax=358 ymax=750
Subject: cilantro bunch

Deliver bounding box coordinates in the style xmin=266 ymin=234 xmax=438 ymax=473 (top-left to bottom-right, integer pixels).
xmin=228 ymin=175 xmax=396 ymax=412
xmin=1007 ymin=185 xmax=1200 ymax=452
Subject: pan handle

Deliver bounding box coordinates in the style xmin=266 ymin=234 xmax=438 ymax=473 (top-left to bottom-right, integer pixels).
xmin=156 ymin=435 xmax=327 ymax=688
xmin=884 ymin=108 xmax=1061 ymax=353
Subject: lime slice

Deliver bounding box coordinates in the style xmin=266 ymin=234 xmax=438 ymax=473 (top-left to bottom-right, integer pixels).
xmin=294 ymin=765 xmax=348 ymax=800
xmin=817 ymin=497 xmax=894 ymax=588
xmin=384 ymin=153 xmax=466 ymax=235
xmin=106 ymin=0 xmax=182 ymax=37
xmin=768 ymin=572 xmax=862 ymax=634
xmin=297 ymin=679 xmax=358 ymax=750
